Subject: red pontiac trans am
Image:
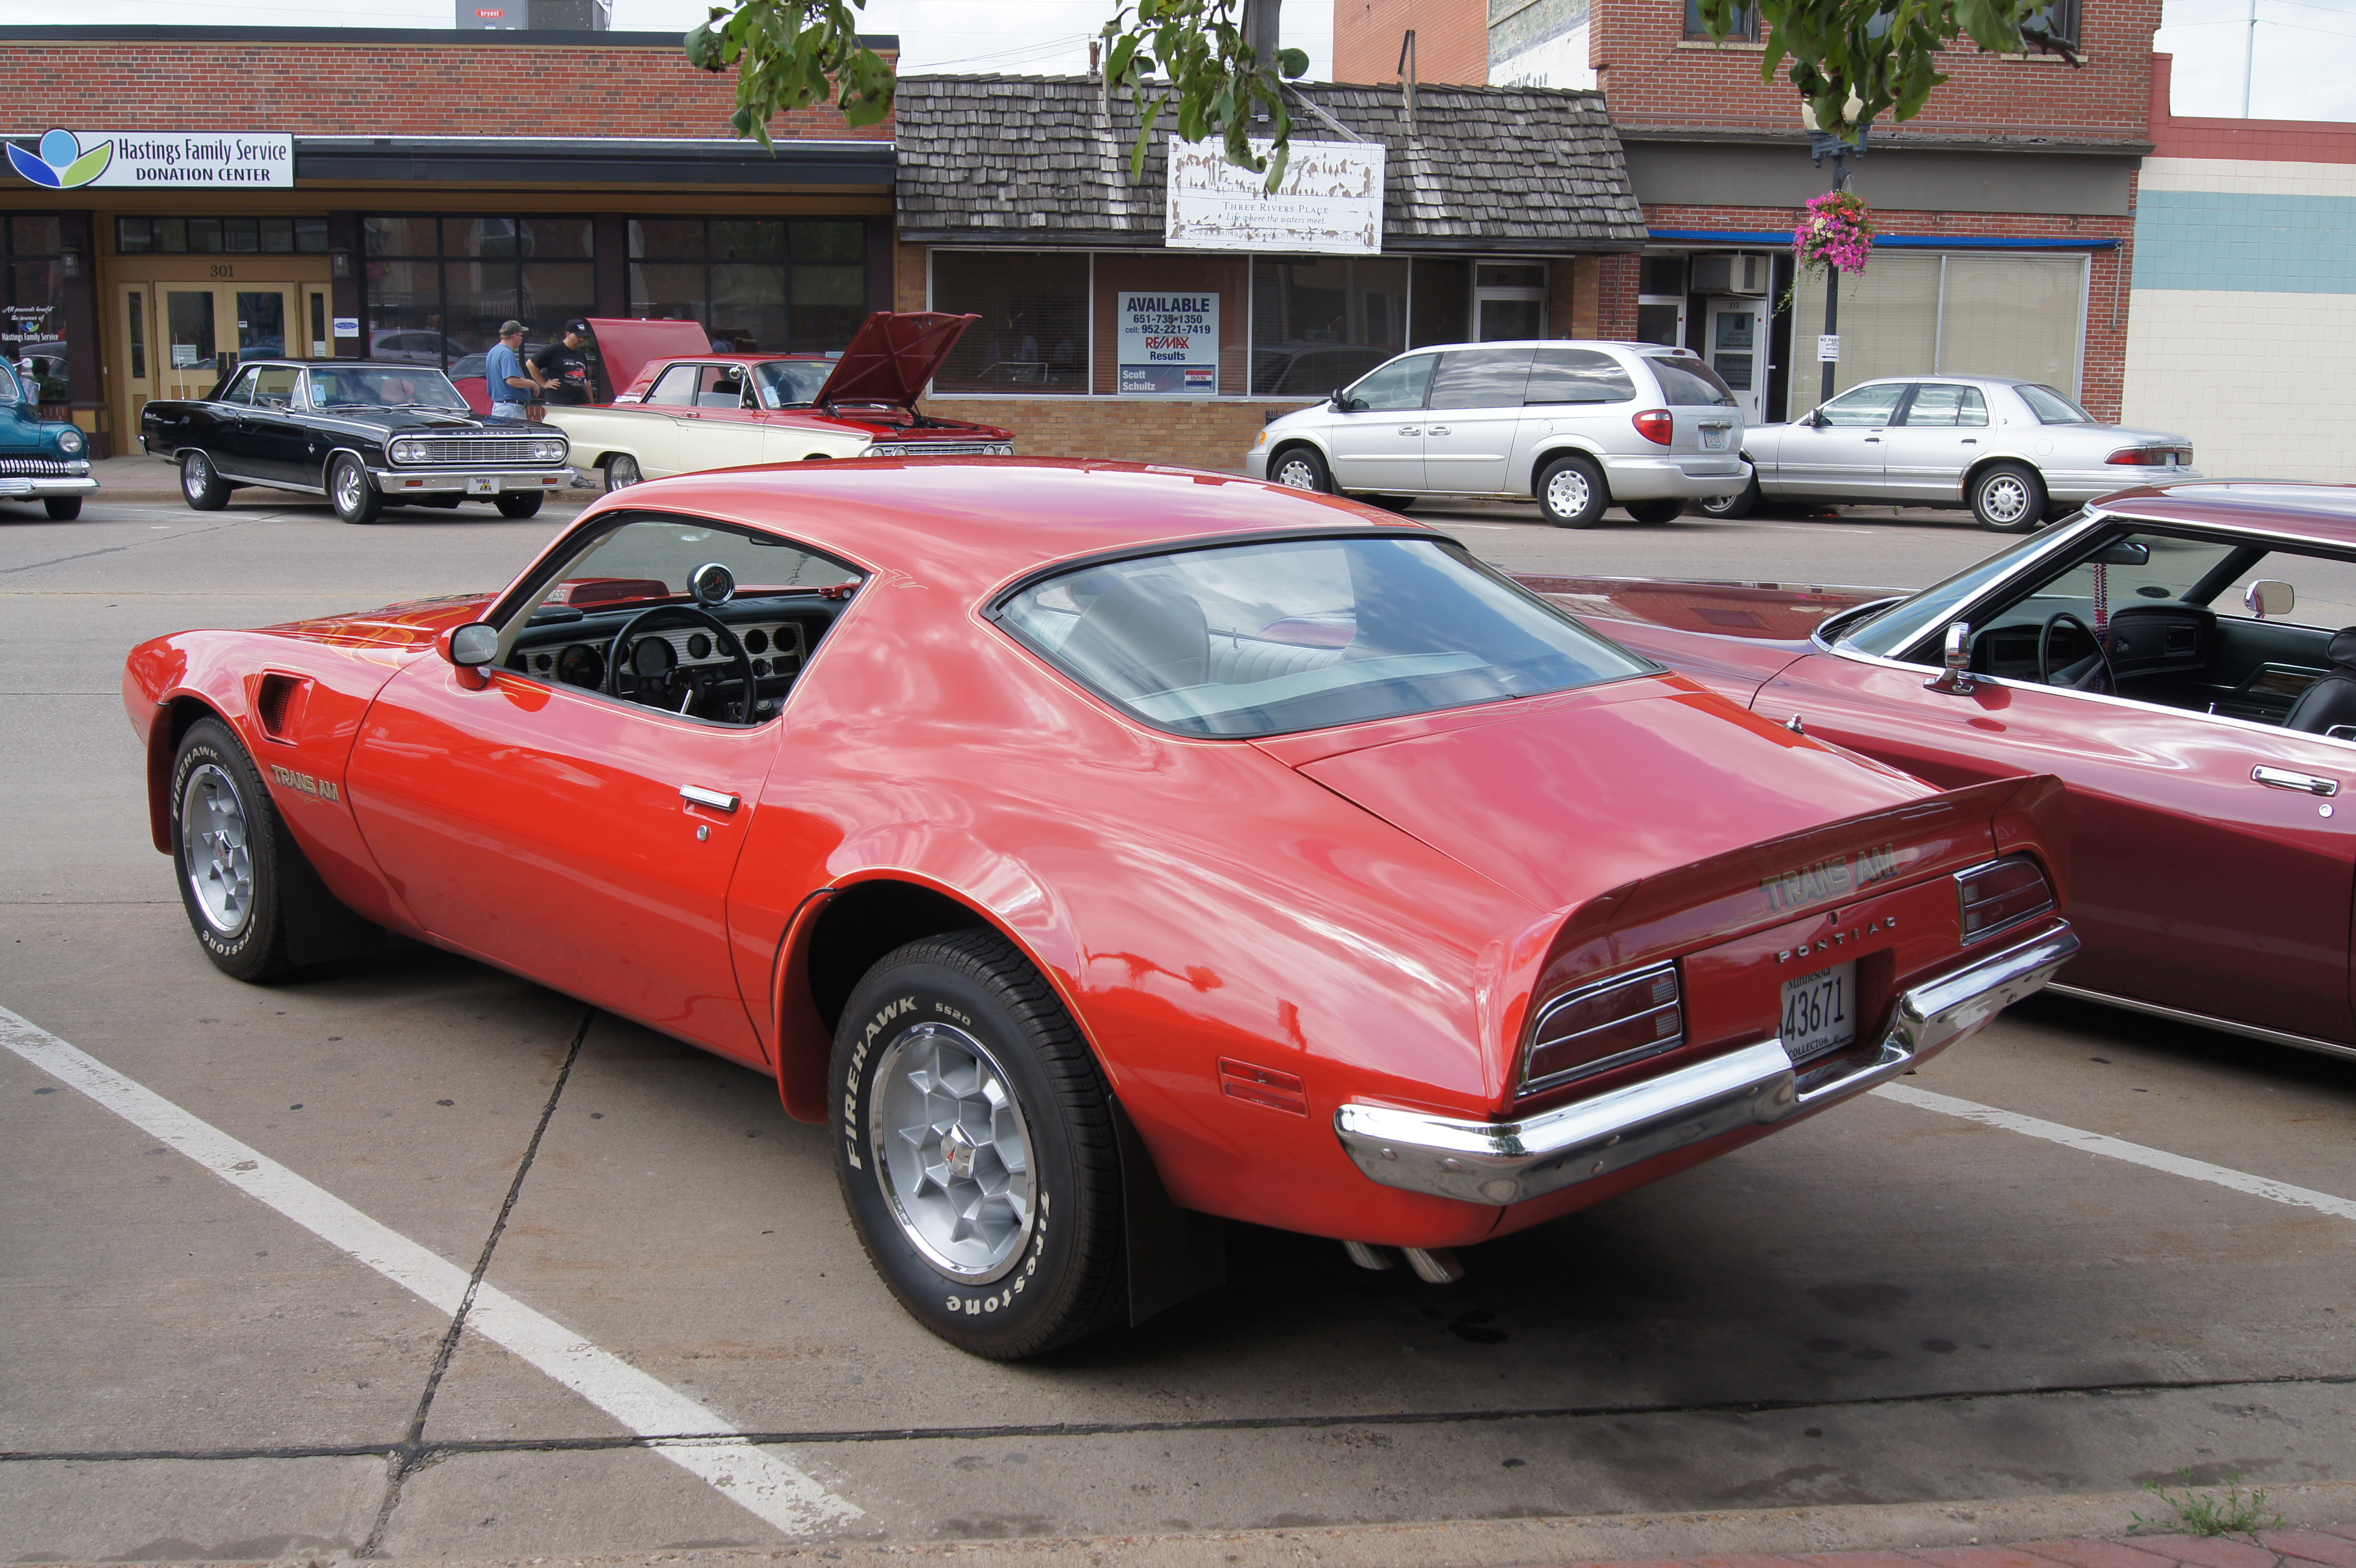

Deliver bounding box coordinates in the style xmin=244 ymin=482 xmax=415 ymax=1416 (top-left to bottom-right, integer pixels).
xmin=550 ymin=312 xmax=1015 ymax=491
xmin=124 ymin=461 xmax=2075 ymax=1358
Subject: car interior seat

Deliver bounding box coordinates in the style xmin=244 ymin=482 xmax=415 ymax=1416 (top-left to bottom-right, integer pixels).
xmin=2283 ymin=627 xmax=2356 ymax=736
xmin=1058 ymin=578 xmax=1209 ymax=698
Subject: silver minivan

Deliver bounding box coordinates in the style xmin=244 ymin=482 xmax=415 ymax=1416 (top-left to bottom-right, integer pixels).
xmin=1244 ymin=340 xmax=1750 ymax=527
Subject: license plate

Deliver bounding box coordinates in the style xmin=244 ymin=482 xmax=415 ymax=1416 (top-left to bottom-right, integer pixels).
xmin=1780 ymin=961 xmax=1856 ymax=1063
xmin=466 ymin=476 xmax=498 ymax=496
xmin=1701 ymin=428 xmax=1729 ymax=449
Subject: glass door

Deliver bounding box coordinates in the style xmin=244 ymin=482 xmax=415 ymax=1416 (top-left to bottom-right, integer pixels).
xmin=160 ymin=288 xmax=221 ymax=402
xmin=155 ymin=284 xmax=299 ymax=402
xmin=116 ymin=284 xmax=156 ymax=429
xmin=1704 ymin=297 xmax=1768 ymax=425
xmin=1473 ymin=262 xmax=1547 ymax=341
xmin=301 ymin=284 xmax=331 ymax=358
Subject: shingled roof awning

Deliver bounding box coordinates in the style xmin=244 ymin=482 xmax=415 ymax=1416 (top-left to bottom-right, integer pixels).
xmin=896 ymin=76 xmax=1649 ymax=254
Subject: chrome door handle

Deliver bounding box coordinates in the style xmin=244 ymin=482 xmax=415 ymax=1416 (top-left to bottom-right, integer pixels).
xmin=2253 ymin=765 xmax=2339 ymax=797
xmin=1398 ymin=426 xmax=1421 ymax=436
xmin=1428 ymin=425 xmax=1451 ymax=436
xmin=1864 ymin=437 xmax=1880 ymax=443
xmin=1961 ymin=438 xmax=1978 ymax=444
xmin=680 ymin=785 xmax=740 ymax=812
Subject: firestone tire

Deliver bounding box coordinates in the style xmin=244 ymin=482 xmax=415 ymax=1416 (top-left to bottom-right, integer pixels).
xmin=169 ymin=717 xmax=296 ymax=984
xmin=181 ymin=450 xmax=230 ymax=512
xmin=1268 ymin=445 xmax=1330 ymax=493
xmin=495 ymin=492 xmax=543 ymax=519
xmin=1970 ymin=461 xmax=2046 ymax=533
xmin=43 ymin=496 xmax=82 ymax=520
xmin=1536 ymin=453 xmax=1609 ymax=528
xmin=330 ymin=453 xmax=382 ymax=525
xmin=830 ymin=928 xmax=1126 ymax=1360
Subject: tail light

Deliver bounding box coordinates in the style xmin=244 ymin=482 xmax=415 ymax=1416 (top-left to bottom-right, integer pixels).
xmin=1521 ymin=963 xmax=1684 ymax=1094
xmin=2106 ymin=445 xmax=2191 ymax=466
xmin=1632 ymin=408 xmax=1676 ymax=446
xmin=1955 ymin=856 xmax=2055 ymax=943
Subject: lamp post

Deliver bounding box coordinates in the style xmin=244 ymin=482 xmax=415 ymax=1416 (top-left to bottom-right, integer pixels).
xmin=1803 ymin=105 xmax=1867 ymax=404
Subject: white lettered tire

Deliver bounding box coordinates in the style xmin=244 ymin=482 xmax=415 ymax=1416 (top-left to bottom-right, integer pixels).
xmin=830 ymin=928 xmax=1127 ymax=1359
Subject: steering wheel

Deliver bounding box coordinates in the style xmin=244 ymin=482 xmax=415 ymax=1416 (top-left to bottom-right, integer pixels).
xmin=604 ymin=603 xmax=757 ymax=722
xmin=2037 ymin=612 xmax=2103 ymax=689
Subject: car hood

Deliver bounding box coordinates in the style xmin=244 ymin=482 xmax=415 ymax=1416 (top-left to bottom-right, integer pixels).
xmin=586 ymin=311 xmax=981 ymax=416
xmin=311 ymin=407 xmax=528 ymax=437
xmin=1275 ymin=674 xmax=1930 ymax=912
xmin=261 ymin=592 xmax=499 ymax=652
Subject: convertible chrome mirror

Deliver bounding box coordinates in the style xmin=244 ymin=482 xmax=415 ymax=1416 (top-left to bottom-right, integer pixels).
xmin=2245 ymin=579 xmax=2295 ymax=620
xmin=2094 ymin=540 xmax=2150 ymax=565
xmin=1926 ymin=621 xmax=1977 ymax=695
xmin=691 ymin=561 xmax=737 ymax=606
xmin=444 ymin=622 xmax=499 ymax=669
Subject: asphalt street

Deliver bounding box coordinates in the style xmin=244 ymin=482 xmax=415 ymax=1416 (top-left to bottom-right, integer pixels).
xmin=2 ymin=479 xmax=2350 ymax=1563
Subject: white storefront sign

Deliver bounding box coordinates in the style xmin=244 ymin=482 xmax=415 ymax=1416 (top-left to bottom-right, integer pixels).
xmin=1116 ymin=292 xmax=1220 ymax=396
xmin=1165 ymin=138 xmax=1384 ymax=256
xmin=6 ymin=129 xmax=292 ymax=190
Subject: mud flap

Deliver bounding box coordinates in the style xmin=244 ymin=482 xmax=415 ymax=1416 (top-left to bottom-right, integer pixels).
xmin=1112 ymin=1100 xmax=1226 ymax=1327
xmin=272 ymin=814 xmax=383 ymax=967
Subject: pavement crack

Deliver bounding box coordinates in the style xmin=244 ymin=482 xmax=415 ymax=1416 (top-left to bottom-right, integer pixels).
xmin=9 ymin=1368 xmax=2349 ymax=1468
xmin=355 ymin=1006 xmax=595 ymax=1558
xmin=0 ymin=519 xmax=246 ymax=577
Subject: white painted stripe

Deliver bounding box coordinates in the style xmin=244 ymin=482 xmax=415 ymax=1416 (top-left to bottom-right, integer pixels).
xmin=1872 ymin=1082 xmax=2356 ymax=1221
xmin=0 ymin=1003 xmax=862 ymax=1537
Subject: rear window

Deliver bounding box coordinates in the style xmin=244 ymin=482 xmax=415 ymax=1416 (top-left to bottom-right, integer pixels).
xmin=1526 ymin=347 xmax=1636 ymax=405
xmin=995 ymin=535 xmax=1652 ymax=739
xmin=1642 ymin=355 xmax=1737 ymax=407
xmin=2019 ymin=383 xmax=2094 ymax=424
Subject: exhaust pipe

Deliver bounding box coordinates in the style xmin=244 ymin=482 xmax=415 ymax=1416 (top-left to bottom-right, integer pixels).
xmin=1342 ymin=1240 xmax=1463 ymax=1284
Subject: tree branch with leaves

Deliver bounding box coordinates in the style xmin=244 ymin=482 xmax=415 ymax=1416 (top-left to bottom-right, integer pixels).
xmin=1694 ymin=0 xmax=2084 ymax=144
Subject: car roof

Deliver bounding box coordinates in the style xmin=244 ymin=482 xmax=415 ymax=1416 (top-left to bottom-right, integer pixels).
xmin=235 ymin=359 xmax=456 ymax=370
xmin=1387 ymin=340 xmax=1698 ymax=357
xmin=573 ymin=460 xmax=1432 ymax=599
xmin=2092 ymin=482 xmax=2356 ymax=550
xmin=1838 ymin=374 xmax=2037 ymax=389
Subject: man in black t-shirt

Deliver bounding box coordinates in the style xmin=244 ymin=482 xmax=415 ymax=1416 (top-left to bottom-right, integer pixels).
xmin=531 ymin=320 xmax=596 ymax=406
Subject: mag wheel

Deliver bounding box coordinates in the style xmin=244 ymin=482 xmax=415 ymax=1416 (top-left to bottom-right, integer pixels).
xmin=604 ymin=454 xmax=641 ymax=492
xmin=330 ymin=453 xmax=381 ymax=524
xmin=169 ymin=717 xmax=294 ymax=983
xmin=181 ymin=450 xmax=229 ymax=511
xmin=831 ymin=928 xmax=1125 ymax=1360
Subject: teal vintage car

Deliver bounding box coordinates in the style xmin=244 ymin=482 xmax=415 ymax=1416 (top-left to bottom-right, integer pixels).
xmin=0 ymin=356 xmax=95 ymax=519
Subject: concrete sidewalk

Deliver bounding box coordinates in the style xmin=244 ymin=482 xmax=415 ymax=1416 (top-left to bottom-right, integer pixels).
xmin=1556 ymin=1524 xmax=2356 ymax=1568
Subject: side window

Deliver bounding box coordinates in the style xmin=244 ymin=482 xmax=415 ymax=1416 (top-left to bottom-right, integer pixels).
xmin=646 ymin=364 xmax=704 ymax=407
xmin=1342 ymin=355 xmax=1436 ymax=412
xmin=1426 ymin=347 xmax=1535 ymax=410
xmin=701 ymin=366 xmax=748 ymax=408
xmin=1902 ymin=384 xmax=1990 ymax=427
xmin=249 ymin=366 xmax=300 ymax=407
xmin=217 ymin=367 xmax=258 ymax=405
xmin=1525 ymin=348 xmax=1637 ymax=405
xmin=1819 ymin=383 xmax=1909 ymax=426
xmin=1684 ymin=0 xmax=1758 ymax=38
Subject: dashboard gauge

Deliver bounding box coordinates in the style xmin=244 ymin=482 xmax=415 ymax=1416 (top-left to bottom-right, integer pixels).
xmin=687 ymin=633 xmax=712 ymax=660
xmin=556 ymin=643 xmax=604 ymax=689
xmin=744 ymin=628 xmax=769 ymax=654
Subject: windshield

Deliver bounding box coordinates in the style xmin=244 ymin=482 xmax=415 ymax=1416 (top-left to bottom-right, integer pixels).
xmin=1644 ymin=355 xmax=1737 ymax=407
xmin=755 ymin=360 xmax=836 ymax=408
xmin=997 ymin=535 xmax=1654 ymax=739
xmin=2018 ymin=383 xmax=2093 ymax=424
xmin=310 ymin=367 xmax=471 ymax=411
xmin=1839 ymin=525 xmax=2088 ymax=659
xmin=0 ymin=361 xmax=18 ymax=403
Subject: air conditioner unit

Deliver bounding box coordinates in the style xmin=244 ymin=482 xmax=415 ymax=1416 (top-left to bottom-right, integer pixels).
xmin=1691 ymin=252 xmax=1771 ymax=296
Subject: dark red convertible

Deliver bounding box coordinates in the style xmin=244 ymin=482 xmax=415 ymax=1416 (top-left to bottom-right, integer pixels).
xmin=1528 ymin=480 xmax=2356 ymax=1064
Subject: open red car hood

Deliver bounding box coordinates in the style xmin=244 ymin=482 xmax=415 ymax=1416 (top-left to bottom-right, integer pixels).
xmin=585 ymin=311 xmax=978 ymax=413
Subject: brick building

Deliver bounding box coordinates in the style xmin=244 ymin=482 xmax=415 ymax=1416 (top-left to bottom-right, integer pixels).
xmin=1 ymin=25 xmax=897 ymax=456
xmin=892 ymin=75 xmax=1647 ymax=466
xmin=1335 ymin=0 xmax=2154 ymax=424
xmin=2122 ymin=54 xmax=2356 ymax=480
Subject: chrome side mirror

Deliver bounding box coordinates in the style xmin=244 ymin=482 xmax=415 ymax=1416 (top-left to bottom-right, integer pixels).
xmin=1925 ymin=621 xmax=1977 ymax=694
xmin=2245 ymin=579 xmax=2295 ymax=620
xmin=444 ymin=622 xmax=499 ymax=668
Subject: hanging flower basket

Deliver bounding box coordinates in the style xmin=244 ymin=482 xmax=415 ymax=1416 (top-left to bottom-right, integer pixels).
xmin=1795 ymin=189 xmax=1876 ymax=278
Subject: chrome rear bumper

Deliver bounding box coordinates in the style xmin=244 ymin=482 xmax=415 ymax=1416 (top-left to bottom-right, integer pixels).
xmin=1335 ymin=923 xmax=2078 ymax=1207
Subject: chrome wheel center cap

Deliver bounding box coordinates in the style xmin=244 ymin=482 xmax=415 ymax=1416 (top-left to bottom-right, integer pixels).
xmin=940 ymin=1125 xmax=979 ymax=1181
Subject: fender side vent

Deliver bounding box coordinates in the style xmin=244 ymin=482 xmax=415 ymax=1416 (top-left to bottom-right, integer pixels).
xmin=256 ymin=674 xmax=304 ymax=739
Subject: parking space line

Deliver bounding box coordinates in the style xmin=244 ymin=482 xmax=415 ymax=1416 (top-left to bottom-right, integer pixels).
xmin=0 ymin=1003 xmax=863 ymax=1538
xmin=1872 ymin=1082 xmax=2356 ymax=1220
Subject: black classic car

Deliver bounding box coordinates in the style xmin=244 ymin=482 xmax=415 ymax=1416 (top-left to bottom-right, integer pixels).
xmin=140 ymin=359 xmax=575 ymax=523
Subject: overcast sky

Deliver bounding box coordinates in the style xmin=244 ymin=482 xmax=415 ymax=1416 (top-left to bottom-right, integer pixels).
xmin=8 ymin=0 xmax=2348 ymax=120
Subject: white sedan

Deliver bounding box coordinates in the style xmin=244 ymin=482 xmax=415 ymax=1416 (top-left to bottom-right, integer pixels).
xmin=1704 ymin=375 xmax=2197 ymax=531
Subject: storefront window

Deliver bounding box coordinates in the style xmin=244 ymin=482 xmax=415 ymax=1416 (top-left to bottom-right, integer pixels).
xmin=1409 ymin=259 xmax=1470 ymax=348
xmin=1786 ymin=251 xmax=2087 ymax=417
xmin=119 ymin=215 xmax=328 ymax=255
xmin=930 ymin=251 xmax=1090 ymax=394
xmin=1092 ymin=252 xmax=1248 ymax=396
xmin=363 ymin=215 xmax=595 ymax=367
xmin=626 ymin=218 xmax=865 ymax=352
xmin=1 ymin=217 xmax=66 ymax=402
xmin=1250 ymin=257 xmax=1408 ymax=395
